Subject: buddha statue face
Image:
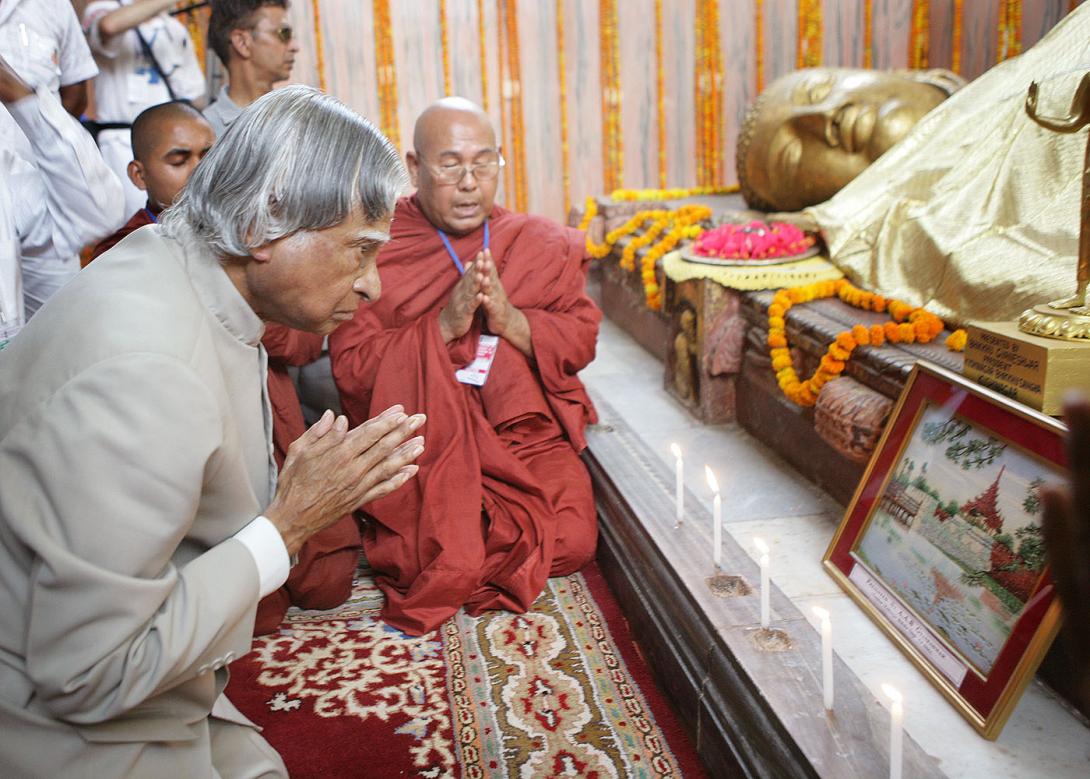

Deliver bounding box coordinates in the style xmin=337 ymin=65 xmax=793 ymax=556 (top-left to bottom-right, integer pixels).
xmin=738 ymin=68 xmax=952 ymax=212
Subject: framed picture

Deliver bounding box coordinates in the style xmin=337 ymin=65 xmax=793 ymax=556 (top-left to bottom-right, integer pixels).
xmin=824 ymin=361 xmax=1067 ymax=739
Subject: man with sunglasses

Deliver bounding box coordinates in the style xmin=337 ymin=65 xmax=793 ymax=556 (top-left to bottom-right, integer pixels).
xmin=330 ymin=97 xmax=602 ymax=636
xmin=204 ymin=0 xmax=298 ymax=138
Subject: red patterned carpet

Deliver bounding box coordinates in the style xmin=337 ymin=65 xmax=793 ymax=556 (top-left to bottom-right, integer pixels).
xmin=228 ymin=560 xmax=707 ymax=778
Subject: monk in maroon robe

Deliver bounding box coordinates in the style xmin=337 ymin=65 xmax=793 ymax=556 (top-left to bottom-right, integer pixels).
xmin=91 ymin=101 xmax=361 ymax=634
xmin=329 ymin=98 xmax=600 ymax=635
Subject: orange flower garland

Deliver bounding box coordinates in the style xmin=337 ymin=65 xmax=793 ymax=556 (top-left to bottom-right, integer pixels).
xmin=599 ymin=0 xmax=623 ymax=194
xmin=177 ymin=3 xmax=209 ymax=74
xmin=557 ymin=0 xmax=571 ymax=216
xmin=610 ymin=185 xmax=739 ymax=201
xmin=951 ymin=0 xmax=964 ymax=73
xmin=768 ymin=279 xmax=968 ymax=407
xmin=796 ymin=0 xmax=823 ymax=69
xmin=372 ymin=0 xmax=400 ymax=148
xmin=503 ymin=0 xmax=528 ymax=213
xmin=694 ymin=0 xmax=724 ymax=187
xmin=439 ymin=0 xmax=452 ymax=95
xmin=908 ymin=0 xmax=929 ymax=69
xmin=654 ymin=0 xmax=667 ymax=188
xmin=754 ymin=0 xmax=764 ymax=92
xmin=997 ymin=0 xmax=1023 ymax=62
xmin=477 ymin=0 xmax=489 ymax=110
xmin=862 ymin=0 xmax=873 ymax=68
xmin=577 ymin=196 xmax=597 ymax=232
xmin=584 ymin=205 xmax=711 ymax=309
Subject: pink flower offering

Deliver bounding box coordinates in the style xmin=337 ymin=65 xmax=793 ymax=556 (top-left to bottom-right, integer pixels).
xmin=691 ymin=220 xmax=816 ymax=260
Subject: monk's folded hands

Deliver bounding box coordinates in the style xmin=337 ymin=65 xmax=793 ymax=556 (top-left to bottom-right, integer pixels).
xmin=264 ymin=406 xmax=426 ymax=556
xmin=438 ymin=252 xmax=485 ymax=342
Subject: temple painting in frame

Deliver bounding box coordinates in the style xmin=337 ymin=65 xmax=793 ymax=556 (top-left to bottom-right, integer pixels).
xmin=825 ymin=362 xmax=1066 ymax=739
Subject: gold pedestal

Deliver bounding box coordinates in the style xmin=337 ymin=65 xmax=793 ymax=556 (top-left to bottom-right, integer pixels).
xmin=963 ymin=321 xmax=1090 ymax=415
xmin=1018 ymin=303 xmax=1090 ymax=340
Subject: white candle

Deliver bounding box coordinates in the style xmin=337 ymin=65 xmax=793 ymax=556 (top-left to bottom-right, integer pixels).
xmin=754 ymin=537 xmax=770 ymax=627
xmin=705 ymin=466 xmax=722 ymax=567
xmin=882 ymin=684 xmax=903 ymax=779
xmin=812 ymin=607 xmax=834 ymax=710
xmin=670 ymin=443 xmax=684 ymax=524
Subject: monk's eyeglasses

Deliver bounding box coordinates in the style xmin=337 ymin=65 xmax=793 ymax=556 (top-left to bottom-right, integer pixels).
xmin=428 ymin=154 xmax=506 ymax=185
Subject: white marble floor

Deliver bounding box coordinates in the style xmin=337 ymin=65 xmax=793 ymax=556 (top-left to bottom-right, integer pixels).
xmin=580 ymin=316 xmax=1090 ymax=779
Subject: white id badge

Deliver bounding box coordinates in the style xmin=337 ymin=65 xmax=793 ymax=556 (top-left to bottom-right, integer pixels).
xmin=455 ymin=334 xmax=499 ymax=386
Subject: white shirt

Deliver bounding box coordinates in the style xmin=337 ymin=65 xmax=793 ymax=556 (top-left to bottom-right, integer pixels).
xmin=0 ymin=0 xmax=98 ymax=97
xmin=83 ymin=0 xmax=205 ymax=123
xmin=0 ymin=87 xmax=124 ymax=347
xmin=202 ymin=84 xmax=241 ymax=138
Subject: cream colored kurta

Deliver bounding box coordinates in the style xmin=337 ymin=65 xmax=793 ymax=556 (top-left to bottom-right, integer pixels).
xmin=0 ymin=225 xmax=278 ymax=776
xmin=809 ymin=6 xmax=1090 ymax=325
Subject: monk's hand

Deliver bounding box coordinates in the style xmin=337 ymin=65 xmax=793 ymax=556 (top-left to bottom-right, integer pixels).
xmin=264 ymin=406 xmax=427 ymax=557
xmin=0 ymin=54 xmax=33 ymax=104
xmin=479 ymin=250 xmax=533 ymax=357
xmin=438 ymin=255 xmax=484 ymax=343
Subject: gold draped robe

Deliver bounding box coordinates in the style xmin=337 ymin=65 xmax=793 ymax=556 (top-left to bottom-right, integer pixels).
xmin=809 ymin=6 xmax=1090 ymax=325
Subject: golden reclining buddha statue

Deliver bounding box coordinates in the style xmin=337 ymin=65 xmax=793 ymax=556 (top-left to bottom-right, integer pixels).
xmin=734 ymin=5 xmax=1090 ymax=327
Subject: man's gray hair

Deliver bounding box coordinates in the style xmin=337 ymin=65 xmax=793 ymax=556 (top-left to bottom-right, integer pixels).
xmin=162 ymin=85 xmax=406 ymax=257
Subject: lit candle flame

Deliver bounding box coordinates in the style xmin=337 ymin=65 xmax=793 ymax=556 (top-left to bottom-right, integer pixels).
xmin=812 ymin=606 xmax=829 ymax=622
xmin=704 ymin=465 xmax=719 ymax=493
xmin=670 ymin=442 xmax=682 ymax=460
xmin=881 ymin=683 xmax=902 ymax=704
xmin=754 ymin=537 xmax=769 ymax=556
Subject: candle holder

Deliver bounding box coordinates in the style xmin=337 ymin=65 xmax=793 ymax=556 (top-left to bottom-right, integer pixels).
xmin=749 ymin=626 xmax=793 ymax=652
xmin=705 ymin=573 xmax=751 ymax=598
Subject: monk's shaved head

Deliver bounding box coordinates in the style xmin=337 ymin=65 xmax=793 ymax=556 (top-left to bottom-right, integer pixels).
xmin=131 ymin=101 xmax=211 ymax=162
xmin=412 ymin=97 xmax=494 ymax=156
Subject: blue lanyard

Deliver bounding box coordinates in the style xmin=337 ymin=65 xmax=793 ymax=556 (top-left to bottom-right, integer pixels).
xmin=143 ymin=207 xmax=159 ymax=223
xmin=436 ymin=221 xmax=489 ymax=275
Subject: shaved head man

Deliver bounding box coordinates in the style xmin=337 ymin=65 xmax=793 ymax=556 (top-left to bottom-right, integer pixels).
xmin=92 ymin=101 xmax=215 ymax=259
xmin=330 ymin=98 xmax=602 ymax=636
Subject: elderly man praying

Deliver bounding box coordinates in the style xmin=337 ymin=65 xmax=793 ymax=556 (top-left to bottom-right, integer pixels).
xmin=329 ymin=97 xmax=601 ymax=636
xmin=0 ymin=86 xmax=425 ymax=778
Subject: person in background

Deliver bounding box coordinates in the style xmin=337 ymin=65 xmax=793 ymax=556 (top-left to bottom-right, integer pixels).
xmin=0 ymin=0 xmax=103 ymax=317
xmin=83 ymin=0 xmax=206 ymax=214
xmin=91 ymin=100 xmax=213 ymax=258
xmin=0 ymin=50 xmax=121 ymax=347
xmin=203 ymin=0 xmax=297 ymax=137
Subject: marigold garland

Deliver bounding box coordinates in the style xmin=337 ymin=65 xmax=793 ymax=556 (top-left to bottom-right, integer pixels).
xmin=557 ymin=0 xmax=571 ymax=216
xmin=599 ymin=0 xmax=623 ymax=194
xmin=496 ymin=0 xmax=512 ymax=197
xmin=310 ymin=0 xmax=327 ymax=92
xmin=577 ymin=196 xmax=597 ymax=232
xmin=503 ymin=0 xmax=528 ymax=212
xmin=610 ymin=184 xmax=739 ymax=201
xmin=951 ymin=0 xmax=964 ymax=73
xmin=654 ymin=0 xmax=667 ymax=188
xmin=754 ymin=0 xmax=764 ymax=92
xmin=477 ymin=0 xmax=489 ymax=110
xmin=767 ymin=279 xmax=968 ymax=407
xmin=796 ymin=0 xmax=823 ymax=69
xmin=439 ymin=0 xmax=452 ymax=95
xmin=372 ymin=0 xmax=400 ymax=148
xmin=862 ymin=0 xmax=873 ymax=68
xmin=694 ymin=0 xmax=724 ymax=187
xmin=585 ymin=205 xmax=712 ymax=310
xmin=908 ymin=0 xmax=929 ymax=69
xmin=997 ymin=0 xmax=1023 ymax=62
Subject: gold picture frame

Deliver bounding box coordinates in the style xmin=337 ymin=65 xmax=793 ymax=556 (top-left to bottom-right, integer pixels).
xmin=823 ymin=361 xmax=1066 ymax=739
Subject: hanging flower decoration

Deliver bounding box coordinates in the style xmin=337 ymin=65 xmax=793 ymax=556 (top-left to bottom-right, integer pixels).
xmin=610 ymin=185 xmax=739 ymax=202
xmin=692 ymin=221 xmax=815 ymax=260
xmin=769 ymin=279 xmax=968 ymax=406
xmin=577 ymin=196 xmax=598 ymax=232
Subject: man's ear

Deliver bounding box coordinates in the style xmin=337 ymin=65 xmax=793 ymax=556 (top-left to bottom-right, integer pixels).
xmin=229 ymin=27 xmax=252 ymax=61
xmin=405 ymin=150 xmax=420 ymax=189
xmin=249 ymin=243 xmax=274 ymax=264
xmin=127 ymin=159 xmax=148 ymax=191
